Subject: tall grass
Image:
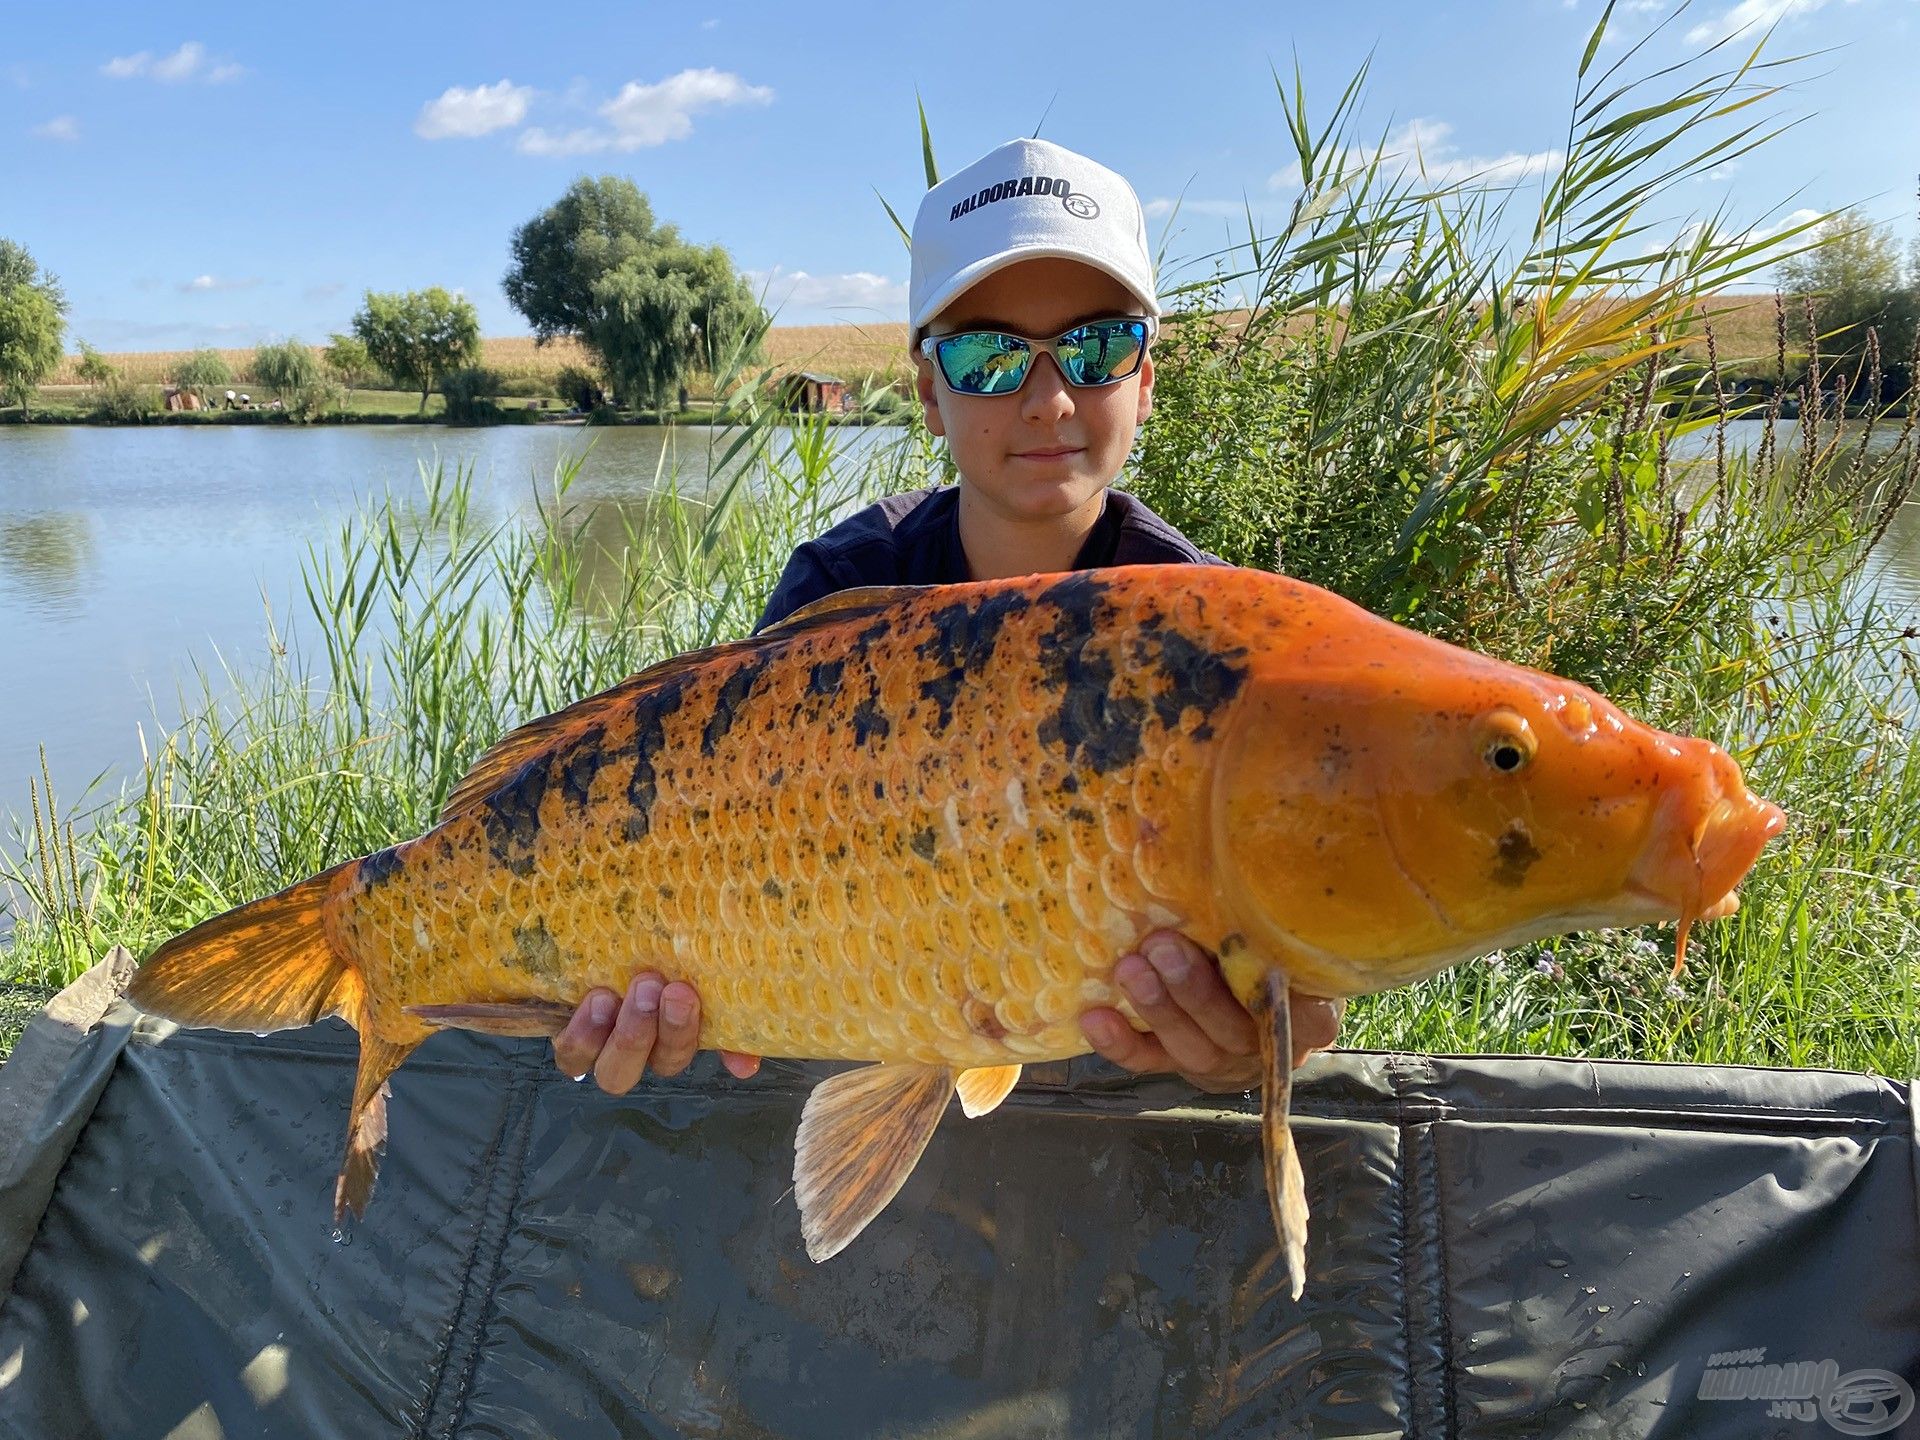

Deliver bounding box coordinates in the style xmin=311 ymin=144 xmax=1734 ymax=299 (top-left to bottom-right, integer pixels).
xmin=3 ymin=6 xmax=1915 ymax=1076
xmin=0 ymin=395 xmax=932 ymax=989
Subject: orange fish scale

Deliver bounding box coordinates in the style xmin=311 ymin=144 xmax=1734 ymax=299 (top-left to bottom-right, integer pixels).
xmin=331 ymin=571 xmax=1249 ymax=1068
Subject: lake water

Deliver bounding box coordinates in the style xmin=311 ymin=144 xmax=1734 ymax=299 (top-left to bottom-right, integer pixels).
xmin=0 ymin=423 xmax=899 ymax=858
xmin=0 ymin=421 xmax=1913 ymax=871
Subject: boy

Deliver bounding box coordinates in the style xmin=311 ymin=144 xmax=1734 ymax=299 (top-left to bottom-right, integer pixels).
xmin=552 ymin=138 xmax=1342 ymax=1095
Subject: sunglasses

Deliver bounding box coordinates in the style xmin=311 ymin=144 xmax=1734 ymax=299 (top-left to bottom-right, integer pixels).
xmin=920 ymin=317 xmax=1155 ymax=397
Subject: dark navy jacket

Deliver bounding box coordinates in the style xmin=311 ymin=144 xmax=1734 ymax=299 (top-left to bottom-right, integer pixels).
xmin=754 ymin=485 xmax=1224 ymax=631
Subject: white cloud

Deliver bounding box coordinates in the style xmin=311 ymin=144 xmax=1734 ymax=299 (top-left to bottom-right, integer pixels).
xmin=1269 ymin=118 xmax=1563 ymax=191
xmin=746 ymin=265 xmax=907 ymax=321
xmin=101 ymin=42 xmax=242 ymax=84
xmin=515 ymin=67 xmax=772 ymax=156
xmin=414 ymin=79 xmax=534 ymax=140
xmin=601 ymin=68 xmax=773 ymax=148
xmin=1685 ymin=0 xmax=1854 ymax=43
xmin=178 ymin=275 xmax=260 ymax=293
xmin=701 ymin=17 xmax=719 ymax=27
xmin=1643 ymin=206 xmax=1823 ymax=258
xmin=514 ymin=126 xmax=607 ymax=157
xmin=30 ymin=116 xmax=78 ymax=142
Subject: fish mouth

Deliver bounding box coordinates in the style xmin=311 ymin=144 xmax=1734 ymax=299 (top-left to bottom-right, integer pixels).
xmin=1625 ymin=754 xmax=1786 ymax=973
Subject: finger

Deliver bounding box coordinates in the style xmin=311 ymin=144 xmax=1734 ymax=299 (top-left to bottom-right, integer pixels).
xmin=592 ymin=975 xmax=662 ymax=1095
xmin=1114 ymin=952 xmax=1230 ymax=1077
xmin=719 ymin=1049 xmax=762 ymax=1080
xmin=1140 ymin=932 xmax=1260 ymax=1057
xmin=648 ymin=981 xmax=701 ymax=1078
xmin=552 ymin=988 xmax=619 ymax=1079
xmin=1080 ymin=1005 xmax=1174 ymax=1075
xmin=1290 ymin=994 xmax=1345 ymax=1065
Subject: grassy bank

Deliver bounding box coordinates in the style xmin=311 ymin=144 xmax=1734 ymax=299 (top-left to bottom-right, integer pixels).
xmin=35 ymin=326 xmax=918 ymax=404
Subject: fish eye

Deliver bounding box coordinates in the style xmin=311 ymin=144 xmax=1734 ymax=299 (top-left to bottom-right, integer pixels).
xmin=1476 ymin=712 xmax=1537 ymax=775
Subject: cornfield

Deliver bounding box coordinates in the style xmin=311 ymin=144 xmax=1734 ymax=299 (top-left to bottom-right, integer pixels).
xmin=45 ymin=328 xmax=917 ymax=393
xmin=45 ymin=298 xmax=1782 ymax=396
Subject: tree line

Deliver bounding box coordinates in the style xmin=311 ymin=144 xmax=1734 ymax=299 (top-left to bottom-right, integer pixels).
xmin=0 ymin=176 xmax=768 ymax=420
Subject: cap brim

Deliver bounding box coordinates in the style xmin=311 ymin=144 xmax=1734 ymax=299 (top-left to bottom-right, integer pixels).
xmin=912 ymin=244 xmax=1161 ymax=332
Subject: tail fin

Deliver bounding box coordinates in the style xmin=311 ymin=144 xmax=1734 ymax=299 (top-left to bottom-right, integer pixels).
xmin=129 ymin=860 xmax=424 ymax=1223
xmin=129 ymin=861 xmax=360 ymax=1034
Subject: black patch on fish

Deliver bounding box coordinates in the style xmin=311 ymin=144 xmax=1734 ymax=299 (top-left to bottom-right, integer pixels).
xmin=559 ymin=724 xmax=610 ymax=811
xmin=917 ymin=670 xmax=963 ymax=730
xmin=1147 ymin=629 xmax=1248 ymax=734
xmin=908 ymin=826 xmax=938 ymax=861
xmin=511 ymin=916 xmax=563 ymax=977
xmin=873 ymin=781 xmax=886 ymax=799
xmin=850 ymin=619 xmax=891 ymax=659
xmin=913 ymin=592 xmax=1031 ymax=730
xmin=1034 ymin=574 xmax=1149 ymax=775
xmin=1493 ymin=822 xmax=1542 ymax=887
xmin=762 ymin=878 xmax=786 ymax=900
xmin=624 ymin=677 xmax=690 ymax=844
xmin=481 ymin=761 xmax=549 ymax=878
xmin=808 ymin=659 xmax=845 ymax=697
xmin=360 ymin=845 xmax=405 ymax=889
xmin=702 ymin=654 xmax=771 ymax=757
xmin=852 ymin=696 xmax=891 ymax=747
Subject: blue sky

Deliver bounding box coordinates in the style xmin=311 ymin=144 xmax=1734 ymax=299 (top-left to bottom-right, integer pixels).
xmin=3 ymin=0 xmax=1916 ymax=350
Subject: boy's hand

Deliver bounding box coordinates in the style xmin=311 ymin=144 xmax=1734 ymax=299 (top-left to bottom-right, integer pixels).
xmin=1079 ymin=930 xmax=1344 ymax=1092
xmin=551 ymin=975 xmax=762 ymax=1094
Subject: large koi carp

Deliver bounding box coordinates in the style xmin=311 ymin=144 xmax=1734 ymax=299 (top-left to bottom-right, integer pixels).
xmin=129 ymin=567 xmax=1784 ymax=1297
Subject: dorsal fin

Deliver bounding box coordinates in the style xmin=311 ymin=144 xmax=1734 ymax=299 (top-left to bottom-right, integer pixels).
xmin=757 ymin=583 xmax=919 ymax=636
xmin=436 ymin=585 xmax=920 ymax=824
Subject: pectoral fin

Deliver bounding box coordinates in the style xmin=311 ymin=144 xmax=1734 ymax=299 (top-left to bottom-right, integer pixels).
xmin=794 ymin=1063 xmax=953 ymax=1262
xmin=955 ymin=1064 xmax=1022 ymax=1118
xmin=406 ymin=999 xmax=577 ymax=1036
xmin=1252 ymin=971 xmax=1311 ymax=1301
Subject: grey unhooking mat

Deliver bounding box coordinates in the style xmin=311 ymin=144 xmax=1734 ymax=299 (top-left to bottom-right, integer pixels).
xmin=0 ymin=950 xmax=1915 ymax=1440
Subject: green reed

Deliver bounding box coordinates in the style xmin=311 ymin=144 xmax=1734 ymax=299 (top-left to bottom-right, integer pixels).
xmin=0 ymin=383 xmax=928 ymax=995
xmin=3 ymin=4 xmax=1915 ymax=1076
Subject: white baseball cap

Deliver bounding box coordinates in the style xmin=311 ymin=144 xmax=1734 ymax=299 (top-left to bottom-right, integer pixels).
xmin=909 ymin=138 xmax=1159 ymax=336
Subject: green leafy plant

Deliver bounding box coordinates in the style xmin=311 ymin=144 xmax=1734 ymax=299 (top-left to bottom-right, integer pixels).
xmin=439 ymin=366 xmax=503 ymax=425
xmin=174 ymin=347 xmax=232 ymax=405
xmin=352 ymin=288 xmax=480 ymax=412
xmin=92 ymin=373 xmax=158 ymax=422
xmin=75 ymin=341 xmax=115 ymax=389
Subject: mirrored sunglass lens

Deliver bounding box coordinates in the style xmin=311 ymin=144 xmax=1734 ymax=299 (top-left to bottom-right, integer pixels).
xmin=1059 ymin=322 xmax=1145 ymax=384
xmin=938 ymin=333 xmax=1031 ymax=394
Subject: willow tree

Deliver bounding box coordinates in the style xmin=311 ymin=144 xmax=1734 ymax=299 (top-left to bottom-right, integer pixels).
xmin=0 ymin=240 xmax=66 ymax=418
xmin=503 ymin=176 xmax=766 ymax=410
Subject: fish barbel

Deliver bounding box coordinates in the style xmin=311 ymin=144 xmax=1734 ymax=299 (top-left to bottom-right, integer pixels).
xmin=128 ymin=566 xmax=1784 ymax=1296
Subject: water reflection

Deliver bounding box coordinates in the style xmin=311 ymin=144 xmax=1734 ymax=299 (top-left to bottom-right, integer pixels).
xmin=0 ymin=514 xmax=96 ymax=617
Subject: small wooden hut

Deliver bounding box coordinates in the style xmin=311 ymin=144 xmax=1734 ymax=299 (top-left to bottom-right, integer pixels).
xmin=774 ymin=372 xmax=848 ymax=414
